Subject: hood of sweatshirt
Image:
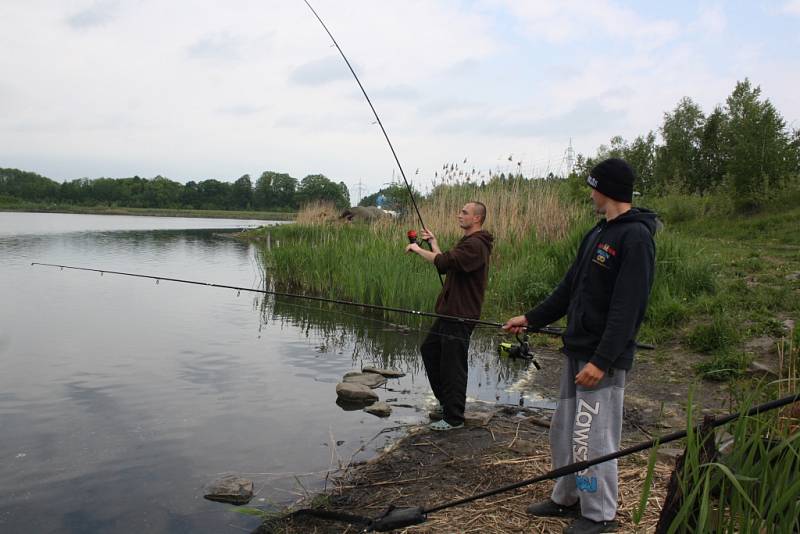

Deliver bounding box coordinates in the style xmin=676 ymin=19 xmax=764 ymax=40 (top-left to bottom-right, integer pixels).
xmin=606 ymin=207 xmax=659 ymax=236
xmin=467 ymin=229 xmax=494 ymax=251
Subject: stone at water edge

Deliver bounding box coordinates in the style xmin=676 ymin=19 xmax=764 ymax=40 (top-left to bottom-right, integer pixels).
xmin=336 ymin=382 xmax=379 ymax=403
xmin=362 ymin=366 xmax=406 ymax=378
xmin=342 ymin=372 xmax=387 ymax=388
xmin=364 ymin=402 xmax=392 ymax=417
xmin=203 ymin=475 xmax=254 ymax=505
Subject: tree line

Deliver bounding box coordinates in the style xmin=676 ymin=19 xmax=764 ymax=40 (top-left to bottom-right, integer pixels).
xmin=574 ymin=79 xmax=800 ymax=210
xmin=0 ymin=169 xmax=351 ymax=211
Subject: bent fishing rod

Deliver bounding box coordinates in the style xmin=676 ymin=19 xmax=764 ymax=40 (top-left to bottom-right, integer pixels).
xmin=30 ymin=263 xmax=654 ymax=350
xmin=301 ymin=0 xmax=443 ymax=286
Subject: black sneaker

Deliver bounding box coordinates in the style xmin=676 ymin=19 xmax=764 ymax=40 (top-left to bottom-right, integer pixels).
xmin=563 ymin=516 xmax=618 ymax=533
xmin=525 ymin=499 xmax=580 ymax=517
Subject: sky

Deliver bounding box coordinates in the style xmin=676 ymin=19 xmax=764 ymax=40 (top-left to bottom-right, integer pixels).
xmin=2 ymin=0 xmax=799 ymax=202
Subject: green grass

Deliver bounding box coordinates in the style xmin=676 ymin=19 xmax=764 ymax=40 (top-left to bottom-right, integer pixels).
xmin=636 ymin=385 xmax=800 ymax=532
xmin=248 ymin=183 xmax=800 ymax=380
xmin=251 ymin=213 xmax=716 ymax=342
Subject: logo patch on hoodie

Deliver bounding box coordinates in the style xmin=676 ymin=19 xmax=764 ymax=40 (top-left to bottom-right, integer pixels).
xmin=592 ymin=242 xmax=616 ymax=268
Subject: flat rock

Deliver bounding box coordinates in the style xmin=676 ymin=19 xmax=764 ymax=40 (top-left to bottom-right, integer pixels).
xmin=465 ymin=411 xmax=496 ymax=427
xmin=747 ymin=360 xmax=778 ymax=378
xmin=204 ymin=475 xmax=253 ymax=505
xmin=342 ymin=372 xmax=387 ymax=388
xmin=364 ymin=401 xmax=392 ymax=417
xmin=362 ymin=366 xmax=406 ymax=378
xmin=509 ymin=438 xmax=539 ymax=455
xmin=656 ymin=447 xmax=684 ymax=464
xmin=336 ymin=382 xmax=378 ymax=403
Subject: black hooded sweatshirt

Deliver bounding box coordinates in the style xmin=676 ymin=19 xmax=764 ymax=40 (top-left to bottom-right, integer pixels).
xmin=524 ymin=208 xmax=658 ymax=371
xmin=433 ymin=229 xmax=494 ymax=320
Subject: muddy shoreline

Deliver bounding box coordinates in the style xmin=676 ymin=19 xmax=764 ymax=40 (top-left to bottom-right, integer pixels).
xmin=260 ymin=403 xmax=674 ymax=533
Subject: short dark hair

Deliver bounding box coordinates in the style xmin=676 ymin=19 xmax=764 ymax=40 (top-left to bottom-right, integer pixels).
xmin=469 ymin=201 xmax=487 ymax=224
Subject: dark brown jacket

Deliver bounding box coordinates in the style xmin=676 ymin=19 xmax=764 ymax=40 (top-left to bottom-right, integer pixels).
xmin=433 ymin=230 xmax=493 ymax=320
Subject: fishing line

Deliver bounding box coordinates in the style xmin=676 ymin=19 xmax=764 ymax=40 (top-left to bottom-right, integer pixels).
xmin=30 ymin=263 xmax=655 ymax=350
xmin=300 ymin=0 xmax=443 ymax=286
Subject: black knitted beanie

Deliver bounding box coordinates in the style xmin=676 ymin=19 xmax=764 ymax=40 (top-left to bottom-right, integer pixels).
xmin=586 ymin=158 xmax=635 ymax=203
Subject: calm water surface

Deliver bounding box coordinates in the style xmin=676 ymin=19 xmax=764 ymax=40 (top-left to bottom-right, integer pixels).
xmin=0 ymin=212 xmax=547 ymax=533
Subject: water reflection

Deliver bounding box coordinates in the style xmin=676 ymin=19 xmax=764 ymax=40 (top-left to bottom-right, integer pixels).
xmin=0 ymin=212 xmax=551 ymax=534
xmin=254 ymin=282 xmax=543 ymax=400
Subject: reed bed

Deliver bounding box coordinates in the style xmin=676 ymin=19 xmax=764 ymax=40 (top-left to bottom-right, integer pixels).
xmin=256 ymin=179 xmax=715 ymax=341
xmin=412 ymin=179 xmax=583 ymax=243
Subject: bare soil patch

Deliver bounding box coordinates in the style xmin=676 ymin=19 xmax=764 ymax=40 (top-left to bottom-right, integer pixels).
xmin=261 ymin=405 xmax=673 ymax=533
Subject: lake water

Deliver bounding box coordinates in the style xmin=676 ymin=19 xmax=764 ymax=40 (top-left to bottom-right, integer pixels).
xmin=0 ymin=212 xmax=549 ymax=533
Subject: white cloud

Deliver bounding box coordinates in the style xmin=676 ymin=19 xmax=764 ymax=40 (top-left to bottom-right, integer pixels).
xmin=782 ymin=0 xmax=800 ymax=15
xmin=65 ymin=0 xmax=121 ymax=29
xmin=0 ymin=0 xmax=797 ymax=197
xmin=692 ymin=4 xmax=727 ymax=35
xmin=487 ymin=0 xmax=680 ymax=49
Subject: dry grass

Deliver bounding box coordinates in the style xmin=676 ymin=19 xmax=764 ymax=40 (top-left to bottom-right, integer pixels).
xmin=290 ymin=179 xmax=584 ymax=244
xmin=262 ymin=408 xmax=672 ymax=533
xmin=294 ymin=201 xmax=340 ymax=225
xmin=414 ymin=180 xmax=583 ymax=243
xmin=777 ymin=327 xmax=800 ymax=434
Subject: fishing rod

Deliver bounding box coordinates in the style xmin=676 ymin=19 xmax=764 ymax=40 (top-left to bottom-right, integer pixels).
xmin=300 ymin=0 xmax=444 ymax=286
xmin=30 ymin=263 xmax=655 ymax=350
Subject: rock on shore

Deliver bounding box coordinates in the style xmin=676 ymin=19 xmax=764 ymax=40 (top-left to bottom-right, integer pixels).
xmin=336 ymin=382 xmax=379 ymax=403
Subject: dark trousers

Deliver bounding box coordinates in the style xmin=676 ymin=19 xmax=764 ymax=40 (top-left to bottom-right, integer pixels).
xmin=420 ymin=319 xmax=474 ymax=425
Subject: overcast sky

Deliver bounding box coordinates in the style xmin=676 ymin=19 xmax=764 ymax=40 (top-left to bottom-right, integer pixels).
xmin=2 ymin=0 xmax=799 ymax=200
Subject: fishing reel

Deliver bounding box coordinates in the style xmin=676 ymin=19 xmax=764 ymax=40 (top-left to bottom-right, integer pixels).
xmin=407 ymin=229 xmax=432 ymax=246
xmin=498 ymin=333 xmax=541 ymax=369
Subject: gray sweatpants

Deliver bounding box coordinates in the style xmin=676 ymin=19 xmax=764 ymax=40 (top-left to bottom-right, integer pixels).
xmin=550 ymin=357 xmax=626 ymax=522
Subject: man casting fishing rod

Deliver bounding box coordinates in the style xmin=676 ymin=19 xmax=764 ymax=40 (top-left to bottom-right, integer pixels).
xmin=405 ymin=202 xmax=493 ymax=431
xmin=503 ymin=158 xmax=658 ymax=534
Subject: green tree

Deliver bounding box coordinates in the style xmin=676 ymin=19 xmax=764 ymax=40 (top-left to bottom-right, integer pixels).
xmin=254 ymin=171 xmax=273 ymax=209
xmin=295 ymin=174 xmax=349 ymax=208
xmin=255 ymin=171 xmax=298 ymax=209
xmin=181 ymin=180 xmax=199 ymax=209
xmin=655 ymin=97 xmax=705 ymax=192
xmin=358 ymin=184 xmax=417 ymax=211
xmin=695 ymin=106 xmax=727 ymax=192
xmin=722 ymin=79 xmax=794 ymax=205
xmin=197 ymin=179 xmax=231 ymax=209
xmin=231 ymin=174 xmax=253 ymax=209
xmin=0 ymin=168 xmax=60 ymax=201
xmin=271 ymin=173 xmax=298 ymax=208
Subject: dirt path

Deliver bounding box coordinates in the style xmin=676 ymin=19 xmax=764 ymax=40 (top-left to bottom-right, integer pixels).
xmin=260 ymin=405 xmax=674 ymax=533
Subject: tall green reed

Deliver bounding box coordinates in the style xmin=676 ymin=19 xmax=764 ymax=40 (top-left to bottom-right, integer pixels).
xmin=258 ymin=184 xmax=716 ymax=337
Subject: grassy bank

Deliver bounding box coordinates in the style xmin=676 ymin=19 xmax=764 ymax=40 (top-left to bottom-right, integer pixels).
xmin=645 ymin=191 xmax=800 ymax=379
xmin=249 ymin=180 xmax=723 ymax=346
xmin=0 ymin=198 xmax=295 ymax=220
xmin=248 ymin=178 xmax=800 ymax=379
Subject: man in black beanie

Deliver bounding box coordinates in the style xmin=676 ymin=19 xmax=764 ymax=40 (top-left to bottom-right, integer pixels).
xmin=503 ymin=158 xmax=658 ymax=533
